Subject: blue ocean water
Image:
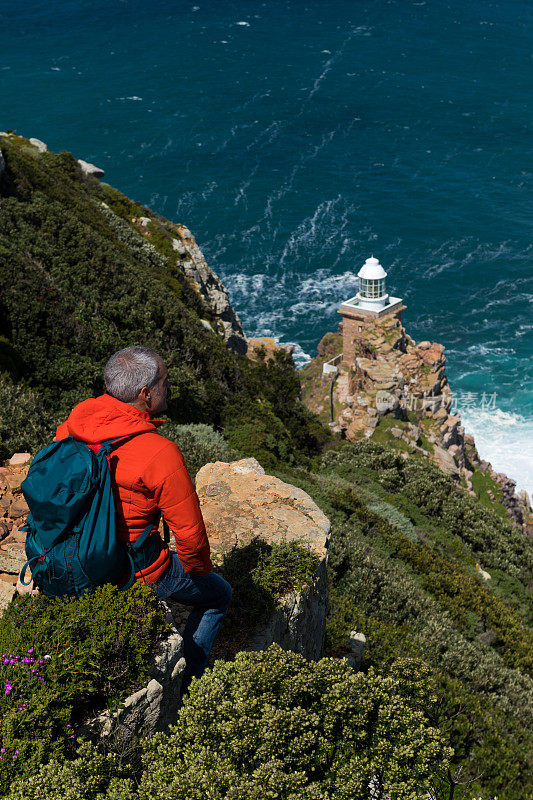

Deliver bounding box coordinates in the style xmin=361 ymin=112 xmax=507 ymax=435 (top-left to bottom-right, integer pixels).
xmin=1 ymin=0 xmax=532 ymax=493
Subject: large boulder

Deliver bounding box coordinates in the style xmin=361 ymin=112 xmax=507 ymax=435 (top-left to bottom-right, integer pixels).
xmin=433 ymin=446 xmax=460 ymax=477
xmin=196 ymin=458 xmax=330 ymax=556
xmin=375 ymin=390 xmax=400 ymax=416
xmin=196 ymin=458 xmax=330 ymax=658
xmin=29 ymin=137 xmax=47 ymax=153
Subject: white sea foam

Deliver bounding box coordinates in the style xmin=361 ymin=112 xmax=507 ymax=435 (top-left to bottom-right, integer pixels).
xmin=236 ymin=21 xmax=250 ymax=26
xmin=459 ymin=406 xmax=533 ymax=499
xmin=466 ymin=343 xmax=516 ymax=358
xmin=267 ymin=337 xmax=311 ymax=368
xmin=303 ymin=26 xmax=371 ymax=105
xmin=233 ymin=164 xmax=259 ymax=207
xmin=422 ymin=239 xmax=525 ymax=281
xmin=174 ymin=181 xmax=218 ymax=217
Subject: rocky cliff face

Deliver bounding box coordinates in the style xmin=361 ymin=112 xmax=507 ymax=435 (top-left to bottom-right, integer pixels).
xmin=195 ymin=457 xmax=330 ymax=660
xmin=170 ymin=224 xmax=248 ymax=355
xmin=128 ymin=211 xmax=248 ymax=354
xmin=301 ymin=316 xmax=531 ymax=531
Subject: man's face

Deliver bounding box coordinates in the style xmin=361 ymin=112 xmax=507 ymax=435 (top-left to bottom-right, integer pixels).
xmin=150 ymin=360 xmax=170 ymax=415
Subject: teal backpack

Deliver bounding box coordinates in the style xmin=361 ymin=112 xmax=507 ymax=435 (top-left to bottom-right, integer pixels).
xmin=19 ymin=435 xmax=159 ymax=598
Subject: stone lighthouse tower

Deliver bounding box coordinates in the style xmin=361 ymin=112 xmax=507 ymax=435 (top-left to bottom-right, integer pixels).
xmin=338 ymin=256 xmax=405 ymax=367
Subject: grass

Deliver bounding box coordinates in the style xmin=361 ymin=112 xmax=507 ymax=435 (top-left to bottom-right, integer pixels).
xmin=472 ymin=468 xmax=508 ymax=519
xmin=371 ymin=416 xmax=411 ymax=453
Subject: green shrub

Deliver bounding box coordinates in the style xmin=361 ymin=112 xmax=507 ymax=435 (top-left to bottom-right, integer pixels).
xmin=162 ymin=422 xmax=236 ymax=478
xmin=223 ymin=404 xmax=298 ymax=469
xmin=140 ymin=645 xmax=450 ymax=800
xmin=220 ymin=538 xmax=318 ymax=638
xmin=0 ymin=584 xmax=167 ymax=792
xmin=360 ymin=493 xmax=418 ymax=542
xmin=3 ymin=649 xmax=450 ymax=800
xmin=326 ymin=523 xmax=533 ymax=800
xmin=321 ymin=441 xmax=532 ymax=584
xmin=3 ymin=741 xmax=134 ymax=800
xmin=0 ymin=374 xmax=57 ymax=460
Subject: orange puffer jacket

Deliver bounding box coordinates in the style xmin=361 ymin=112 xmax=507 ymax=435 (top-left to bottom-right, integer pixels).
xmin=56 ymin=394 xmax=212 ymax=582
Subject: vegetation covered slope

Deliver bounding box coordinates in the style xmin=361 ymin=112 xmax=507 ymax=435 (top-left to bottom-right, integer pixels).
xmin=276 ymin=441 xmax=533 ymax=800
xmin=1 ymin=135 xmax=531 ymax=799
xmin=0 ymin=134 xmax=324 ymax=463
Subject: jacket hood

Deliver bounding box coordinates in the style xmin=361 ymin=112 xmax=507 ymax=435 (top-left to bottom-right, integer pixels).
xmin=56 ymin=394 xmax=163 ymax=444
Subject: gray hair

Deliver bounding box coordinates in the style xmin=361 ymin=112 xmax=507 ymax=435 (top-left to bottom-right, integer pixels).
xmin=104 ymin=346 xmax=162 ymax=403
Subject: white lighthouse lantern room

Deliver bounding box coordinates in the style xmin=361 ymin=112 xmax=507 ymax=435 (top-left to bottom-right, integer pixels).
xmin=356 ymin=256 xmax=389 ymax=309
xmin=338 ymin=255 xmax=405 ymax=367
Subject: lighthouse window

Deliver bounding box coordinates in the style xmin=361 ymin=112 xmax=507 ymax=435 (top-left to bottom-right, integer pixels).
xmin=360 ymin=278 xmax=385 ymax=298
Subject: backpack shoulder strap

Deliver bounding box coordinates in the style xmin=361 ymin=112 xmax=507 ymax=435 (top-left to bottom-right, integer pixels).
xmin=98 ymin=431 xmax=147 ymax=455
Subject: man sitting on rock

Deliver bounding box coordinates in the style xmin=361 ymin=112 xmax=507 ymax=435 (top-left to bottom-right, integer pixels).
xmin=47 ymin=345 xmax=231 ymax=694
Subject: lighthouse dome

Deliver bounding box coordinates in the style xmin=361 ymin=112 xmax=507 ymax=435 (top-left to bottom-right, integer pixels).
xmin=357 ymin=256 xmax=387 ymax=280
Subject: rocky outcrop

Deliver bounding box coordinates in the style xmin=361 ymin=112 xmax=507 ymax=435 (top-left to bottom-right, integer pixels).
xmin=29 ymin=138 xmax=47 ymax=153
xmin=85 ymin=603 xmax=186 ymax=740
xmin=305 ymin=318 xmax=459 ymax=471
xmin=480 ymin=465 xmax=529 ymax=528
xmin=125 ymin=213 xmax=247 ymax=354
xmin=77 ymin=159 xmax=105 ymax=178
xmin=196 ymin=457 xmax=330 ymax=556
xmin=196 ymin=457 xmax=330 ymax=658
xmin=0 ymin=147 xmax=5 ymax=179
xmin=247 ymin=337 xmax=294 ymax=364
xmin=171 ymin=225 xmax=247 ymax=354
xmin=0 ymin=456 xmax=32 ymax=611
xmin=302 ymin=318 xmax=529 ymax=525
xmin=247 ymin=555 xmax=328 ymax=660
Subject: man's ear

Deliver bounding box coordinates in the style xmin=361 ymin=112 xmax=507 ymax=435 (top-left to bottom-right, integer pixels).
xmin=139 ymin=385 xmax=151 ymax=404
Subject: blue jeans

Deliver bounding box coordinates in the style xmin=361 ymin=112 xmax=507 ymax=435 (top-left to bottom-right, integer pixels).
xmin=152 ymin=553 xmax=232 ymax=691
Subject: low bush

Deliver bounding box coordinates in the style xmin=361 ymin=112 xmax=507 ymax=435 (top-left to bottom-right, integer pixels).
xmin=162 ymin=422 xmax=236 ymax=478
xmin=0 ymin=375 xmax=56 ymax=460
xmin=220 ymin=538 xmax=318 ymax=638
xmin=326 ymin=525 xmax=533 ymax=800
xmin=3 ymin=742 xmax=134 ymax=800
xmin=321 ymin=441 xmax=532 ymax=583
xmin=140 ymin=645 xmax=450 ymax=800
xmin=4 ymin=648 xmax=450 ymax=800
xmin=326 ymin=591 xmax=531 ymax=800
xmin=0 ymin=584 xmax=167 ymax=793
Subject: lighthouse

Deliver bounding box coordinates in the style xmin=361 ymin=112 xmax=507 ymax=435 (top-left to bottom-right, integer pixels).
xmin=338 ymin=256 xmax=405 ymax=367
